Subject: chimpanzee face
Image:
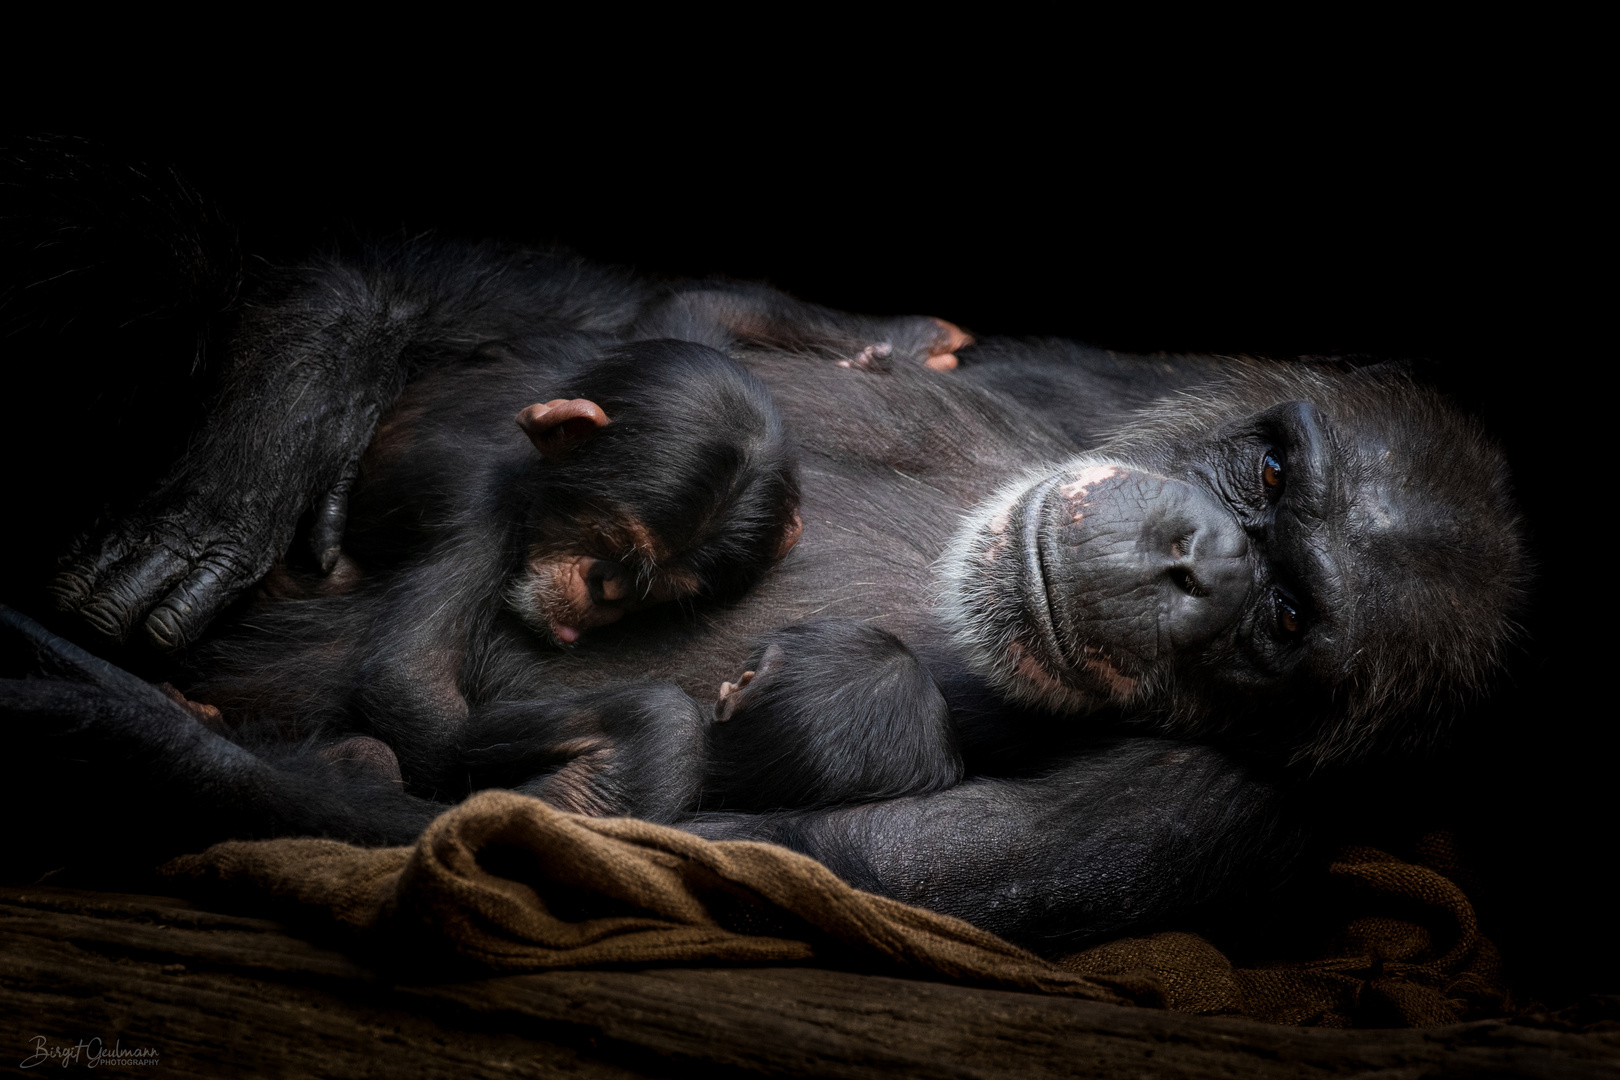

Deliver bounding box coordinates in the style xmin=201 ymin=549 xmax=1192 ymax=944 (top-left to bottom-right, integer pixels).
xmin=509 ymin=527 xmax=704 ymax=646
xmin=940 ymin=366 xmax=1525 ymax=768
xmin=502 ymin=344 xmax=802 ymax=648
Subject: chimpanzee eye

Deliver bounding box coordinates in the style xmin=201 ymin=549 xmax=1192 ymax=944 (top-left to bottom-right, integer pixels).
xmin=1274 ymin=594 xmax=1303 ymax=636
xmin=1261 ymin=450 xmax=1284 ymax=499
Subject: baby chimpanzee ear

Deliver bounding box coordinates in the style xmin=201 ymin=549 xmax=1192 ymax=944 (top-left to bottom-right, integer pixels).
xmin=516 ymin=398 xmax=610 ymax=459
xmin=774 ymin=511 xmax=804 ymax=561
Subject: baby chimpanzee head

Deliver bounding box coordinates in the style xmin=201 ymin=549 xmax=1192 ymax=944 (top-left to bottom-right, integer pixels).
xmin=509 ymin=340 xmax=801 ymax=645
xmin=704 ymin=620 xmax=962 ymax=811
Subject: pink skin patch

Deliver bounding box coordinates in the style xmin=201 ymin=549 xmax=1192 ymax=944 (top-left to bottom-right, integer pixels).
xmin=526 ymin=554 xmax=631 ymax=645
xmin=1059 ymin=465 xmax=1124 ymax=524
xmin=516 ymin=398 xmax=610 ymax=459
xmin=838 ymin=320 xmax=973 ymax=372
xmin=1007 ymin=639 xmax=1068 ymax=696
xmin=1005 ymin=637 xmax=1139 ymax=704
xmin=981 ymin=506 xmax=1014 ymax=563
xmin=714 ymin=669 xmax=756 ymax=722
xmin=1081 ymin=646 xmax=1140 ymax=699
xmin=520 ymin=543 xmax=705 ymax=647
xmin=1058 ymin=465 xmax=1123 ymax=501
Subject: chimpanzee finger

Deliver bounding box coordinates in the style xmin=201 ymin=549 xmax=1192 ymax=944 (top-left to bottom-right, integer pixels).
xmin=308 ymin=481 xmax=353 ymax=574
xmin=144 ymin=546 xmax=266 ymax=650
xmin=75 ymin=544 xmax=195 ymax=643
xmin=49 ymin=522 xmax=144 ymax=611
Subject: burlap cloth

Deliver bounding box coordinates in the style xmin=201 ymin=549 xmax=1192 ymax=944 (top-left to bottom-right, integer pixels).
xmin=161 ymin=790 xmax=1509 ymax=1026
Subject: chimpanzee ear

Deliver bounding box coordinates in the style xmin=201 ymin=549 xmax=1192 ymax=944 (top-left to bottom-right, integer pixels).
xmin=516 ymin=398 xmax=610 ymax=459
xmin=774 ymin=511 xmax=804 ymax=561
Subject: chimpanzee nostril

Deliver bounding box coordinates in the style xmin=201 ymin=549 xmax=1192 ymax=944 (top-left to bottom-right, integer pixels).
xmin=586 ymin=560 xmax=629 ymax=604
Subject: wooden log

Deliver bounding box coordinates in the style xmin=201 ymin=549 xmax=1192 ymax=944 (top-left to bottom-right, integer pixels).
xmin=1 ymin=886 xmax=1615 ymax=1078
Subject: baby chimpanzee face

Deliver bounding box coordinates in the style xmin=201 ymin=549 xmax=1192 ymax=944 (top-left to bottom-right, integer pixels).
xmin=504 ymin=342 xmax=802 ymax=647
xmin=514 ymin=552 xmax=687 ymax=643
xmin=509 ymin=507 xmax=798 ymax=647
xmin=509 ymin=520 xmax=706 ymax=646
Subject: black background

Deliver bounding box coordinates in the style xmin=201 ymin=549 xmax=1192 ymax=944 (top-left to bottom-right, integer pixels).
xmin=40 ymin=75 xmax=1607 ymax=1003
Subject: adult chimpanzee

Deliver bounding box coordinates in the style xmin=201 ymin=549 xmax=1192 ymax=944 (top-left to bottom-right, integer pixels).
xmin=0 ymin=141 xmax=1526 ymax=953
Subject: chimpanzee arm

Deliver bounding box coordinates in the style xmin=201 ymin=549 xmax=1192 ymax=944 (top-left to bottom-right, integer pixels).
xmin=52 ymin=243 xmax=653 ymax=651
xmin=683 ymin=738 xmax=1306 ymax=953
xmin=0 ymin=606 xmax=437 ymax=877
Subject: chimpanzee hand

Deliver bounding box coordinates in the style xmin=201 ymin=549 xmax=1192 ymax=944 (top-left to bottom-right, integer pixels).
xmin=835 ymin=318 xmax=973 ymax=372
xmin=51 ymin=393 xmax=375 ymax=651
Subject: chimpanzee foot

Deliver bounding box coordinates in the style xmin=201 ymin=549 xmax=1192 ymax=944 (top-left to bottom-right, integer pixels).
xmin=463 ymin=684 xmax=707 ymax=823
xmin=318 ymin=735 xmax=404 ymax=787
xmin=520 ymin=745 xmax=616 ymax=817
xmin=156 ymin=682 xmax=228 ymax=733
xmin=256 ymin=553 xmax=363 ymax=601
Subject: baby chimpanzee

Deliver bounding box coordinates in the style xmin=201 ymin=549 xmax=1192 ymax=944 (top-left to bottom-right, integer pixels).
xmin=705 ymin=620 xmax=961 ymax=810
xmin=186 ymin=336 xmax=801 ymax=803
xmin=452 ymin=618 xmax=961 ymax=819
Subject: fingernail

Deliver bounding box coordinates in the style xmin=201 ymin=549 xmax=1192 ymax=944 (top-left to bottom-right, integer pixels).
xmin=79 ymin=602 xmax=127 ymax=642
xmin=48 ymin=574 xmax=90 ymax=609
xmin=146 ymin=607 xmax=182 ymax=650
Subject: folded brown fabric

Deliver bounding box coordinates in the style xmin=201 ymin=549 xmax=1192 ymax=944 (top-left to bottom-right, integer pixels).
xmin=162 ymin=789 xmax=1133 ymax=1002
xmin=1058 ymin=832 xmax=1512 ymax=1027
xmin=162 ymin=792 xmax=1510 ymax=1026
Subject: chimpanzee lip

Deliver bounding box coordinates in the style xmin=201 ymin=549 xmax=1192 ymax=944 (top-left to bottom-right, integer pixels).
xmin=1023 ymin=477 xmax=1147 ymax=700
xmin=1015 ymin=478 xmax=1076 ymax=687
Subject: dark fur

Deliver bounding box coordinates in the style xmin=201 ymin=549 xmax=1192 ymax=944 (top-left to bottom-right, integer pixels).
xmin=181 ymin=337 xmax=797 ymax=799
xmin=939 ymin=359 xmax=1528 ymax=768
xmin=704 ymin=620 xmax=960 ymax=811
xmin=688 ymin=738 xmax=1302 ymax=953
